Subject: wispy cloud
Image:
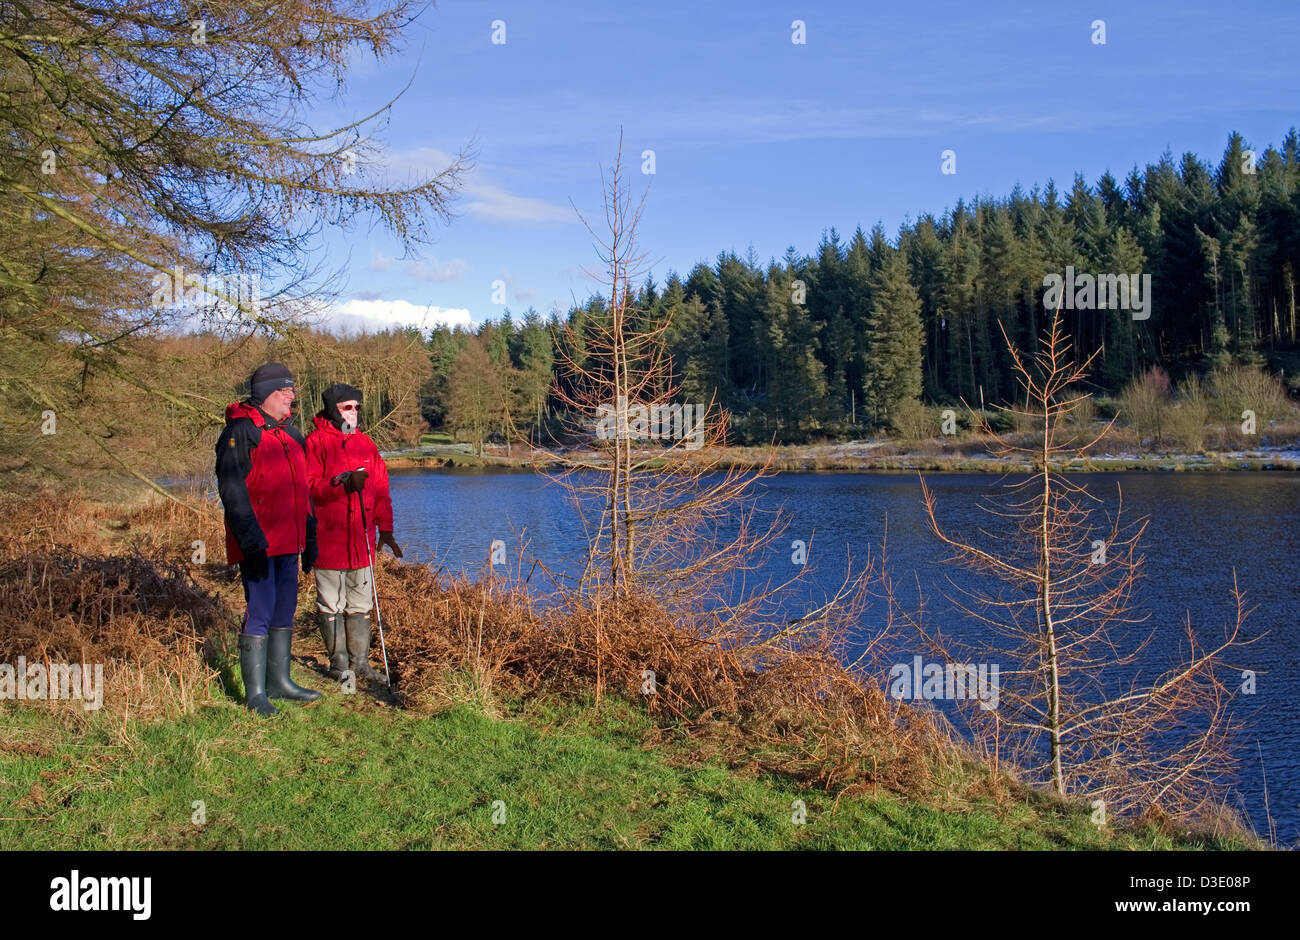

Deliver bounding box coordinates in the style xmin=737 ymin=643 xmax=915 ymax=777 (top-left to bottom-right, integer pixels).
xmin=496 ymin=269 xmax=538 ymax=306
xmin=407 ymin=256 xmax=470 ymax=282
xmin=462 ymin=181 xmax=575 ymax=224
xmin=367 ymin=251 xmax=469 ymax=282
xmin=380 ymin=146 xmax=575 ymax=225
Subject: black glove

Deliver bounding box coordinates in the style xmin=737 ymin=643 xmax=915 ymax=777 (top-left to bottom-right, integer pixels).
xmin=241 ymin=547 xmax=269 ymax=582
xmin=377 ymin=531 xmax=403 ymax=558
xmin=302 ymin=534 xmax=318 ymax=574
xmin=330 ymin=470 xmax=350 ymax=487
xmin=343 ymin=468 xmax=369 ymax=493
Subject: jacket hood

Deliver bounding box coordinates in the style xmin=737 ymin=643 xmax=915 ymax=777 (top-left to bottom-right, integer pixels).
xmin=321 ymin=382 xmax=363 ymax=431
xmin=313 ymin=412 xmax=343 ymax=436
xmin=225 ymin=401 xmax=267 ymax=426
xmin=226 ymin=400 xmax=294 ymax=429
xmin=312 ymin=413 xmax=373 ymax=443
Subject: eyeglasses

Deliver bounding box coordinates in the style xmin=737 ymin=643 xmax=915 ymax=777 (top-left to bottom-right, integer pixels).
xmin=338 ymin=405 xmax=359 ymax=412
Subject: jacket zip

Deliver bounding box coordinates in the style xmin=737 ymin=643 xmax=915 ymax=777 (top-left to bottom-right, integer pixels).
xmin=277 ymin=429 xmax=304 ymax=553
xmin=343 ymin=435 xmax=357 ymax=569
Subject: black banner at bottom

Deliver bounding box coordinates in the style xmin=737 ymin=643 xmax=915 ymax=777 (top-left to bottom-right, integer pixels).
xmin=0 ymin=849 xmax=1290 ymax=926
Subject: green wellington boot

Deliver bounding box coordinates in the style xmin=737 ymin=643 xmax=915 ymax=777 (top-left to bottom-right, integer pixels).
xmin=344 ymin=612 xmax=383 ymax=683
xmin=239 ymin=633 xmax=279 ymax=716
xmin=266 ymin=628 xmax=322 ymax=702
xmin=318 ymin=611 xmax=349 ymax=679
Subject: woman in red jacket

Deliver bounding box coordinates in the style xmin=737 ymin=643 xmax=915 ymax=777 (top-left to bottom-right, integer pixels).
xmin=305 ymin=383 xmax=402 ymax=683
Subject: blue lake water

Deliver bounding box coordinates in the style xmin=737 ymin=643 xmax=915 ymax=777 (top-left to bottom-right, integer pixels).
xmin=387 ymin=468 xmax=1300 ymax=846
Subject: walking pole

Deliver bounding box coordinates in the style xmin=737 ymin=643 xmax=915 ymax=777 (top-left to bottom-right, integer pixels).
xmin=352 ymin=469 xmax=392 ymax=688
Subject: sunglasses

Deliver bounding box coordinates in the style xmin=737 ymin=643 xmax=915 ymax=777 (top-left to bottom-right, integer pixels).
xmin=338 ymin=405 xmax=359 ymax=412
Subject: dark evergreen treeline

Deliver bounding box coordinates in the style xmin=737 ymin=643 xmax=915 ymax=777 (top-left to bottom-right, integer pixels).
xmin=426 ymin=131 xmax=1300 ymax=445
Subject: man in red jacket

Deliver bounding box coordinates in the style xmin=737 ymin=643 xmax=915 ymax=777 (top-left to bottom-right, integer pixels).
xmin=215 ymin=362 xmax=321 ymax=715
xmin=306 ymin=383 xmax=402 ymax=683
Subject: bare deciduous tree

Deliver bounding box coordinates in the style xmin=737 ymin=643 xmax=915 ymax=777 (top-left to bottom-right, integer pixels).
xmin=897 ymin=309 xmax=1252 ymax=822
xmin=521 ymin=135 xmax=875 ymax=706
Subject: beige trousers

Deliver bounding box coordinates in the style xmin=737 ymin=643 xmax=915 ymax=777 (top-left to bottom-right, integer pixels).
xmin=314 ymin=567 xmax=373 ymax=615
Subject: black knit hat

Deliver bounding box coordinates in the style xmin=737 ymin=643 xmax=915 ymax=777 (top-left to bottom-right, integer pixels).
xmin=249 ymin=362 xmax=294 ymax=404
xmin=321 ymin=382 xmax=363 ymax=430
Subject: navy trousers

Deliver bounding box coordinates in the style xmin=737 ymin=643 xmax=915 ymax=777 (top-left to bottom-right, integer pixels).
xmin=239 ymin=553 xmax=299 ymax=637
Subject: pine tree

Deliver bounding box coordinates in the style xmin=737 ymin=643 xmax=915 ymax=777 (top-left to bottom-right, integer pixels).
xmin=681 ymin=300 xmax=730 ymax=413
xmin=907 ymin=215 xmax=947 ymax=401
xmin=844 ymin=227 xmax=875 ymax=414
xmin=938 ymin=206 xmax=980 ymax=401
xmin=812 ymin=229 xmax=850 ymax=414
xmin=863 ymin=249 xmax=924 ymax=425
xmin=1101 ymin=227 xmax=1147 ymax=386
xmin=446 ymin=337 xmax=497 ymax=455
xmin=517 ymin=308 xmax=555 ymax=435
xmin=761 ymin=265 xmax=828 ymax=440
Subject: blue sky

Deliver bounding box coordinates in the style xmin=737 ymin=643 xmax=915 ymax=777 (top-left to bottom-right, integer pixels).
xmin=302 ymin=0 xmax=1300 ymax=333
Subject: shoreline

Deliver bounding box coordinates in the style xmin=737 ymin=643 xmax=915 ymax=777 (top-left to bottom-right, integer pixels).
xmin=383 ymin=442 xmax=1300 ymax=474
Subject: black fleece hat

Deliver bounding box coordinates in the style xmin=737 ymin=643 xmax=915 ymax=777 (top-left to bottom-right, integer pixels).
xmin=249 ymin=362 xmax=294 ymax=404
xmin=321 ymin=382 xmax=363 ymax=430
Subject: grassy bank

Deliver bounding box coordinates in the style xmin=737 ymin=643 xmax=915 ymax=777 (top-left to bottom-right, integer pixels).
xmin=0 ymin=492 xmax=1263 ymax=850
xmin=0 ymin=686 xmax=1247 ymax=850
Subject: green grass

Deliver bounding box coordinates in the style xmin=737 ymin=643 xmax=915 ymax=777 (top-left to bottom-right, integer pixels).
xmin=0 ymin=676 xmax=1253 ymax=850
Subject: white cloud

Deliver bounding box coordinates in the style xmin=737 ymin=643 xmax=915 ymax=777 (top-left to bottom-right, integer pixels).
xmin=325 ymin=298 xmax=473 ymax=335
xmin=366 ymin=253 xmax=394 ymax=273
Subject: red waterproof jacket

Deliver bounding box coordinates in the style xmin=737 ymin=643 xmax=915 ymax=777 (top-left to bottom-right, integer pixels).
xmin=305 ymin=413 xmax=394 ymax=570
xmin=215 ymin=401 xmax=314 ymax=563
